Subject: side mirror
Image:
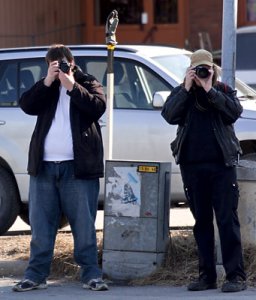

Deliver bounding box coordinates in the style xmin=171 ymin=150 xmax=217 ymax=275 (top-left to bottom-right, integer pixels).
xmin=152 ymin=91 xmax=171 ymax=108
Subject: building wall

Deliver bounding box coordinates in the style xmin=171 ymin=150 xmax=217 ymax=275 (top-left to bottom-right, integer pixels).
xmin=0 ymin=0 xmax=188 ymax=49
xmin=83 ymin=0 xmax=188 ymax=48
xmin=0 ymin=0 xmax=251 ymax=51
xmin=0 ymin=0 xmax=83 ymax=47
xmin=188 ymin=0 xmax=223 ymax=51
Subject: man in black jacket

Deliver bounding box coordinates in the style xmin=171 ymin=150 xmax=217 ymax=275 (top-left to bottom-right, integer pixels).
xmin=13 ymin=44 xmax=108 ymax=292
xmin=162 ymin=49 xmax=246 ymax=293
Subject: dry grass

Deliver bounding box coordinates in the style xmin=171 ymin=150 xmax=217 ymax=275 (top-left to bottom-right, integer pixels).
xmin=131 ymin=230 xmax=198 ymax=286
xmin=1 ymin=230 xmax=256 ymax=286
xmin=0 ymin=232 xmax=103 ymax=280
xmin=0 ymin=235 xmax=31 ymax=260
xmin=131 ymin=230 xmax=256 ymax=287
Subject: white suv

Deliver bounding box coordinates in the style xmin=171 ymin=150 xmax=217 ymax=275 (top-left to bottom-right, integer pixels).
xmin=0 ymin=45 xmax=256 ymax=234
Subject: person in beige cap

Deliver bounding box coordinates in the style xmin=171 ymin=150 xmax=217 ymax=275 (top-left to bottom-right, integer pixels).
xmin=162 ymin=49 xmax=247 ymax=293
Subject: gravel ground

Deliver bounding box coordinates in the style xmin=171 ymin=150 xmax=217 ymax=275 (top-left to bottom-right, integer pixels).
xmin=1 ymin=230 xmax=256 ymax=287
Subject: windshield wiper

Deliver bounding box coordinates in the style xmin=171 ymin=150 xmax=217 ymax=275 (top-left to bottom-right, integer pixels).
xmin=238 ymin=95 xmax=256 ymax=100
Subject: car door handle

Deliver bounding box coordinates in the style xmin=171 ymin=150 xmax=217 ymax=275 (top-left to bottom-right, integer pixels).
xmin=0 ymin=120 xmax=5 ymax=125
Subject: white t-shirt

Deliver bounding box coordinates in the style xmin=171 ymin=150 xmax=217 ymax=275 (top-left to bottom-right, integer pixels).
xmin=43 ymin=86 xmax=74 ymax=161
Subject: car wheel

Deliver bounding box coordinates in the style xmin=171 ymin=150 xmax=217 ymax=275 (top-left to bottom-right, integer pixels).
xmin=19 ymin=203 xmax=29 ymax=225
xmin=0 ymin=168 xmax=20 ymax=235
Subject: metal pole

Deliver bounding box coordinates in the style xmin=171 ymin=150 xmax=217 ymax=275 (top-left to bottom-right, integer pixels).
xmin=221 ymin=0 xmax=238 ymax=88
xmin=216 ymin=0 xmax=238 ymax=269
xmin=105 ymin=10 xmax=119 ymax=161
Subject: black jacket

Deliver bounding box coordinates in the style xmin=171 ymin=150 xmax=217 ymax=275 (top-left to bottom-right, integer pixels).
xmin=19 ymin=70 xmax=106 ymax=178
xmin=161 ymin=82 xmax=243 ymax=167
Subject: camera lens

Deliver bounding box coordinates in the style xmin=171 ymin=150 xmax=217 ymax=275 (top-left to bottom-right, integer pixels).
xmin=195 ymin=66 xmax=210 ymax=79
xmin=59 ymin=60 xmax=71 ymax=74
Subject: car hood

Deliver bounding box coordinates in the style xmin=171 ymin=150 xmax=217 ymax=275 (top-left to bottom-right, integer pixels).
xmin=240 ymin=99 xmax=256 ymax=119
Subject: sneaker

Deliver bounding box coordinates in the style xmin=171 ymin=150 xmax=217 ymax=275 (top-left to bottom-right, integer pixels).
xmin=12 ymin=279 xmax=47 ymax=292
xmin=221 ymin=278 xmax=247 ymax=292
xmin=187 ymin=278 xmax=217 ymax=291
xmin=83 ymin=278 xmax=109 ymax=291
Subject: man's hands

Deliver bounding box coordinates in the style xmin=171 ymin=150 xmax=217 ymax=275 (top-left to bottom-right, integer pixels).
xmin=44 ymin=61 xmax=59 ymax=87
xmin=58 ymin=68 xmax=75 ymax=92
xmin=184 ymin=67 xmax=213 ymax=93
xmin=44 ymin=60 xmax=75 ymax=91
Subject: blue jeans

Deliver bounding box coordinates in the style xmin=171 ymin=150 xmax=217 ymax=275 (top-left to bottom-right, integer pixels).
xmin=25 ymin=161 xmax=102 ymax=283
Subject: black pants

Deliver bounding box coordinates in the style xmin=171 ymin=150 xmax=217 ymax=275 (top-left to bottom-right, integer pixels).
xmin=180 ymin=162 xmax=246 ymax=282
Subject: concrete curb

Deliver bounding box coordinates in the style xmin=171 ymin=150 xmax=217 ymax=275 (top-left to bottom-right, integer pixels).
xmin=0 ymin=260 xmax=27 ymax=277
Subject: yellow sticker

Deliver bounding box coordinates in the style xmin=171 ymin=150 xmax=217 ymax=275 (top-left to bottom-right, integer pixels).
xmin=137 ymin=165 xmax=158 ymax=173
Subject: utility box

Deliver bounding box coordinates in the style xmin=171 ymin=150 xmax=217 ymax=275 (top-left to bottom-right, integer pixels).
xmin=236 ymin=159 xmax=256 ymax=246
xmin=102 ymin=160 xmax=171 ymax=281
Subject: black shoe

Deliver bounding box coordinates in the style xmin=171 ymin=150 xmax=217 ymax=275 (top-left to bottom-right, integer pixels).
xmin=187 ymin=278 xmax=217 ymax=291
xmin=12 ymin=279 xmax=47 ymax=292
xmin=221 ymin=278 xmax=247 ymax=293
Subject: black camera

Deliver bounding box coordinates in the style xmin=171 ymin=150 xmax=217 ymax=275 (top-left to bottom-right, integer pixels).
xmin=59 ymin=59 xmax=71 ymax=74
xmin=193 ymin=66 xmax=210 ymax=79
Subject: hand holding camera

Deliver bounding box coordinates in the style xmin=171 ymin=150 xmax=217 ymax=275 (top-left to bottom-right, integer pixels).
xmin=44 ymin=61 xmax=60 ymax=87
xmin=193 ymin=66 xmax=210 ymax=79
xmin=184 ymin=67 xmax=196 ymax=91
xmin=58 ymin=60 xmax=75 ymax=91
xmin=59 ymin=59 xmax=71 ymax=74
xmin=194 ymin=66 xmax=213 ymax=92
xmin=44 ymin=59 xmax=75 ymax=90
xmin=184 ymin=65 xmax=213 ymax=93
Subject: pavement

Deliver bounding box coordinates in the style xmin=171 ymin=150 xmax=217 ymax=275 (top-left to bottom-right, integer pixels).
xmin=0 ymin=277 xmax=255 ymax=300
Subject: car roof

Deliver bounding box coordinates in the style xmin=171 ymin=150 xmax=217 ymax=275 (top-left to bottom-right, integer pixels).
xmin=237 ymin=25 xmax=256 ymax=34
xmin=0 ymin=44 xmax=191 ymax=58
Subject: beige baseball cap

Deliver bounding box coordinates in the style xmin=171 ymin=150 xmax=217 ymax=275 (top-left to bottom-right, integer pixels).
xmin=190 ymin=49 xmax=213 ymax=67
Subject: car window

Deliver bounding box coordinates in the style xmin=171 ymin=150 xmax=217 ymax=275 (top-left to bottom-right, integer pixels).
xmin=0 ymin=59 xmax=47 ymax=107
xmin=76 ymin=56 xmax=171 ymax=110
xmin=236 ymin=32 xmax=256 ymax=70
xmin=20 ymin=60 xmax=47 ymax=94
xmin=0 ymin=63 xmax=18 ymax=106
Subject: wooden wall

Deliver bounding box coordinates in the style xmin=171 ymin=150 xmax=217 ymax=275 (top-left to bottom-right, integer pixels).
xmin=187 ymin=0 xmax=223 ymax=51
xmin=0 ymin=0 xmax=83 ymax=47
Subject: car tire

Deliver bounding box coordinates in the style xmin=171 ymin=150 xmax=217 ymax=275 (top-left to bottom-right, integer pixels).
xmin=19 ymin=203 xmax=29 ymax=225
xmin=0 ymin=167 xmax=21 ymax=235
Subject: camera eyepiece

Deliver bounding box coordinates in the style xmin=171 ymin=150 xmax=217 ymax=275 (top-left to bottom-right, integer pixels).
xmin=59 ymin=59 xmax=71 ymax=74
xmin=193 ymin=66 xmax=210 ymax=79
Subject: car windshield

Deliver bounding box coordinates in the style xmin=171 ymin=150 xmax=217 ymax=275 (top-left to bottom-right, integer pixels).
xmin=152 ymin=54 xmax=190 ymax=80
xmin=235 ymin=78 xmax=256 ymax=99
xmin=152 ymin=53 xmax=256 ymax=100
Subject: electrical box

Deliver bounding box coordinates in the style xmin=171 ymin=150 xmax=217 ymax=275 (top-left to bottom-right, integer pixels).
xmin=102 ymin=160 xmax=171 ymax=280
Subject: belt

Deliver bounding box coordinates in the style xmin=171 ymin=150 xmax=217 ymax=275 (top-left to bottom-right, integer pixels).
xmin=44 ymin=160 xmax=73 ymax=164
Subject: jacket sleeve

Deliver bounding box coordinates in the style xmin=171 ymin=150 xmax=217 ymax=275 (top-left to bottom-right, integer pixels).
xmin=207 ymin=83 xmax=243 ymax=124
xmin=161 ymin=85 xmax=190 ymax=125
xmin=67 ymin=74 xmax=106 ymax=121
xmin=19 ymin=79 xmax=58 ymax=115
